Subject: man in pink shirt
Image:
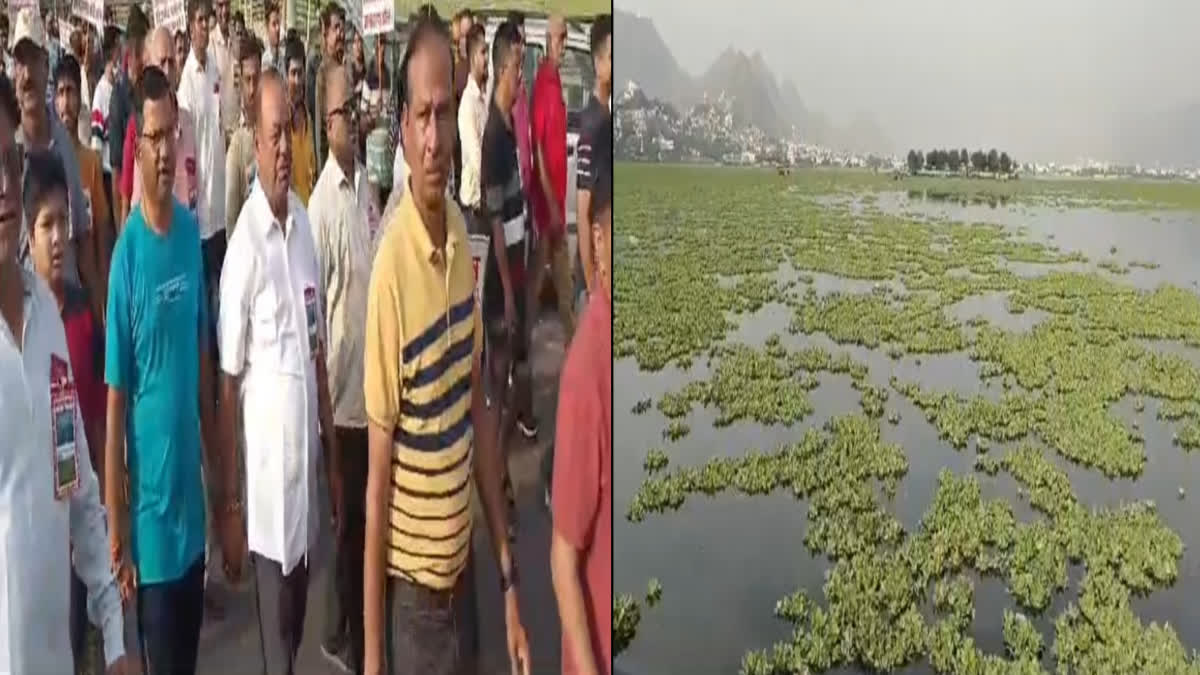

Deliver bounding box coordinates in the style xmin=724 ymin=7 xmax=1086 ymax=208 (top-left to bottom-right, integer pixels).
xmin=125 ymin=27 xmax=199 ymax=213
xmin=550 ymin=193 xmax=612 ymax=675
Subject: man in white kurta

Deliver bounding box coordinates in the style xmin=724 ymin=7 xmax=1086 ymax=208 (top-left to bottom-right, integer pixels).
xmin=217 ymin=69 xmax=340 ymax=674
xmin=0 ymin=266 xmax=129 ymax=673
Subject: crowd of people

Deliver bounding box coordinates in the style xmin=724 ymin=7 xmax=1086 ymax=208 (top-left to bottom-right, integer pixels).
xmin=0 ymin=1 xmax=612 ymax=674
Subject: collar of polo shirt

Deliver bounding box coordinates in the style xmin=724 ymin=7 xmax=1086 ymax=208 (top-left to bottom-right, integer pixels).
xmin=399 ymin=180 xmax=463 ymax=265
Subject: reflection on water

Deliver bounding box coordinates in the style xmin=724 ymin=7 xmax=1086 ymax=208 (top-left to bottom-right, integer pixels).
xmin=616 ymin=196 xmax=1200 ymax=674
xmin=907 ymin=189 xmax=1011 ymax=208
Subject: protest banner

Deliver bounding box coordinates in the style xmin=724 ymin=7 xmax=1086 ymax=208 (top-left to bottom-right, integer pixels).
xmin=72 ymin=0 xmax=104 ymax=33
xmin=362 ymin=0 xmax=393 ymax=36
xmin=153 ymin=0 xmax=187 ymax=35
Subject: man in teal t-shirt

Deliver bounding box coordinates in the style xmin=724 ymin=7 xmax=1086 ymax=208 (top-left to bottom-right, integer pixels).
xmin=102 ymin=65 xmax=239 ymax=674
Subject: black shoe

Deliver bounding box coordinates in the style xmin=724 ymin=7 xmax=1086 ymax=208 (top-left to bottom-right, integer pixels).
xmin=517 ymin=415 xmax=539 ymax=440
xmin=320 ymin=641 xmax=352 ymax=674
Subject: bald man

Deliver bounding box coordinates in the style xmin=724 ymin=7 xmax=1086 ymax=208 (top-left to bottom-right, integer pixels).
xmin=312 ymin=62 xmax=376 ymax=673
xmin=218 ymin=70 xmax=341 ymax=675
xmin=126 ymin=27 xmax=199 ymax=214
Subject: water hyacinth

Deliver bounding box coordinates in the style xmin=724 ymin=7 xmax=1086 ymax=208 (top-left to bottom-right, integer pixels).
xmin=616 ymin=165 xmax=1200 ymax=671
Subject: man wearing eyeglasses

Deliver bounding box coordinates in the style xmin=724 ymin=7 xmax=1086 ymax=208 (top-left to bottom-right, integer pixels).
xmin=311 ymin=62 xmax=377 ymax=674
xmin=225 ymin=36 xmax=261 ymax=235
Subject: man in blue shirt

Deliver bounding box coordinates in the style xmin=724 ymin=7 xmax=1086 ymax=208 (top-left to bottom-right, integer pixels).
xmin=103 ymin=65 xmax=241 ymax=675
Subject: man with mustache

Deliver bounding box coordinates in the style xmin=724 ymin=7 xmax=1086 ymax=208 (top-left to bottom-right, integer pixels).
xmin=219 ymin=68 xmax=342 ymax=675
xmin=10 ymin=8 xmax=101 ymax=323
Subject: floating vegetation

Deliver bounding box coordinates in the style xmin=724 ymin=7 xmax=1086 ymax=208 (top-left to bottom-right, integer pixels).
xmin=616 ymin=164 xmax=1200 ymax=673
xmin=646 ymin=578 xmax=663 ymax=607
xmin=632 ymin=398 xmax=652 ymax=414
xmin=644 ymin=448 xmax=669 ymax=474
xmin=614 ymin=594 xmax=642 ymax=658
xmin=663 ymin=420 xmax=691 ymax=441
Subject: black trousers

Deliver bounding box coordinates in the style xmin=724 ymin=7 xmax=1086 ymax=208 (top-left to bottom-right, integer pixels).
xmin=324 ymin=426 xmax=370 ymax=672
xmin=385 ymin=557 xmax=479 ymax=675
xmin=253 ymin=552 xmax=311 ymax=675
xmin=137 ymin=555 xmax=205 ymax=675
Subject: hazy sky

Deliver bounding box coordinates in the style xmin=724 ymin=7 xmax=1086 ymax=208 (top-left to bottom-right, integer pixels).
xmin=617 ymin=0 xmax=1200 ymax=162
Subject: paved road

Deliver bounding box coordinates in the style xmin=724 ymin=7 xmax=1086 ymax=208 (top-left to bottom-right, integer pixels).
xmin=104 ymin=312 xmax=569 ymax=675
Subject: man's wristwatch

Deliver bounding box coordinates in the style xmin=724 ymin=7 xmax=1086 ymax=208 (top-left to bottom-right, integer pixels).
xmin=500 ymin=563 xmax=520 ymax=593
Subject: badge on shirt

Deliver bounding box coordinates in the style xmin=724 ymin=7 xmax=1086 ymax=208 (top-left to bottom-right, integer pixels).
xmin=304 ymin=286 xmax=319 ymax=357
xmin=49 ymin=354 xmax=80 ymax=500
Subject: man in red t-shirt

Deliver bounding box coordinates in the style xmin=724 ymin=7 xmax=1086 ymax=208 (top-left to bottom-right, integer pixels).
xmin=528 ymin=14 xmax=575 ymax=339
xmin=550 ymin=195 xmax=612 ymax=675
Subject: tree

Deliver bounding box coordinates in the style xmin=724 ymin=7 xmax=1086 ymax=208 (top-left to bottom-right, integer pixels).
xmin=987 ymin=148 xmax=999 ymax=173
xmin=999 ymin=152 xmax=1011 ymax=175
xmin=916 ymin=150 xmax=925 ymax=172
xmin=947 ymin=149 xmax=961 ymax=172
xmin=971 ymin=150 xmax=986 ymax=173
xmin=961 ymin=148 xmax=969 ymax=170
xmin=907 ymin=149 xmax=919 ymax=174
xmin=1010 ymin=157 xmax=1019 ymax=174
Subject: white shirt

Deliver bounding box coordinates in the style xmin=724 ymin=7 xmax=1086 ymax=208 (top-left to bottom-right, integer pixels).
xmin=178 ymin=49 xmax=228 ymax=241
xmin=0 ymin=269 xmax=125 ymax=672
xmin=309 ymin=156 xmax=375 ymax=429
xmin=219 ymin=183 xmax=323 ymax=574
xmin=209 ymin=26 xmax=238 ymax=136
xmin=457 ymin=75 xmax=486 ymax=209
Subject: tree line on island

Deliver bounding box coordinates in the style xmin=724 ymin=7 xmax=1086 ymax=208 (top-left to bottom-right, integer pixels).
xmin=906 ymin=148 xmax=1018 ymax=176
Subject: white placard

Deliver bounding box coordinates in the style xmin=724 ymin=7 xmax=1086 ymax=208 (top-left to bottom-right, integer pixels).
xmin=72 ymin=0 xmax=104 ymax=33
xmin=152 ymin=0 xmax=186 ymax=35
xmin=361 ymin=0 xmax=393 ymax=37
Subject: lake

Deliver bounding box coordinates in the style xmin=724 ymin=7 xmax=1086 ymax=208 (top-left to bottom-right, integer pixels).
xmin=614 ymin=164 xmax=1200 ymax=674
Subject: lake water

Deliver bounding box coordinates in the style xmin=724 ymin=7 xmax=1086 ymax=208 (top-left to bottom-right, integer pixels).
xmin=615 ymin=190 xmax=1200 ymax=674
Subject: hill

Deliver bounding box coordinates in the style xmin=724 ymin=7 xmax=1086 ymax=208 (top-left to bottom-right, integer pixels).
xmin=613 ymin=8 xmax=892 ymax=154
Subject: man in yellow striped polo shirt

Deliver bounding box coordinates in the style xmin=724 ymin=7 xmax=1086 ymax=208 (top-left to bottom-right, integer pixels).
xmin=361 ymin=16 xmax=531 ymax=675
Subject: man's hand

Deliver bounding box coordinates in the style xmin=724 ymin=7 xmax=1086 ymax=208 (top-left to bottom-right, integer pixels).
xmin=105 ymin=654 xmax=132 ymax=675
xmin=503 ymin=288 xmax=517 ymax=335
xmin=109 ymin=516 xmax=136 ymax=608
xmin=218 ymin=504 xmax=246 ymax=584
xmin=505 ymin=590 xmax=531 ymax=675
xmin=328 ymin=459 xmax=344 ymax=536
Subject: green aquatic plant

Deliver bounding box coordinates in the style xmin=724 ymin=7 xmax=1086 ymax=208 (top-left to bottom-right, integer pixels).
xmin=646 ymin=578 xmax=663 ymax=607
xmin=632 ymin=398 xmax=652 ymax=414
xmin=643 ymin=448 xmax=669 ymax=474
xmin=663 ymin=420 xmax=690 ymax=441
xmin=614 ymin=594 xmax=642 ymax=657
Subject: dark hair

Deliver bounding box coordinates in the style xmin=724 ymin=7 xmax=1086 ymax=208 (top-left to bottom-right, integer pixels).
xmin=491 ymin=21 xmax=521 ymax=80
xmin=189 ymin=0 xmax=210 ymax=27
xmin=174 ymin=29 xmax=186 ymax=43
xmin=0 ymin=75 xmax=18 ymax=132
xmin=54 ymin=53 xmax=81 ymax=89
xmin=266 ymin=2 xmax=280 ymax=20
xmin=232 ymin=10 xmax=245 ymax=27
xmin=126 ymin=5 xmax=149 ymax=44
xmin=452 ymin=8 xmax=472 ymax=25
xmin=506 ymin=10 xmax=525 ymax=28
xmin=135 ymin=65 xmax=172 ymax=131
xmin=22 ymin=150 xmax=68 ymax=232
xmin=285 ymin=28 xmax=298 ymax=43
xmin=102 ymin=25 xmax=121 ymax=63
xmin=0 ymin=15 xmax=9 ymax=35
xmin=284 ymin=35 xmax=305 ymax=71
xmin=321 ymin=2 xmax=345 ymax=29
xmin=399 ymin=15 xmax=450 ymax=106
xmin=590 ymin=14 xmax=611 ymax=58
xmin=465 ymin=24 xmax=485 ymax=55
xmin=238 ymin=34 xmax=262 ymax=65
xmin=414 ymin=4 xmax=441 ymax=22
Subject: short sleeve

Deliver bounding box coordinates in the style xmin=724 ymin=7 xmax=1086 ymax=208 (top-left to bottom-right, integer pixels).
xmin=551 ymin=364 xmax=601 ymax=551
xmin=120 ymin=119 xmax=136 ymax=199
xmin=103 ymin=239 xmax=132 ymax=391
xmin=576 ymin=111 xmax=598 ymax=192
xmin=363 ymin=242 xmax=403 ymax=429
xmin=480 ymin=127 xmax=503 ymax=220
xmin=217 ymin=227 xmax=252 ymax=376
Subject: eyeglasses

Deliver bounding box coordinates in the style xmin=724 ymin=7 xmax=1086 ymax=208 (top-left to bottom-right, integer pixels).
xmin=327 ymin=98 xmax=357 ymax=124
